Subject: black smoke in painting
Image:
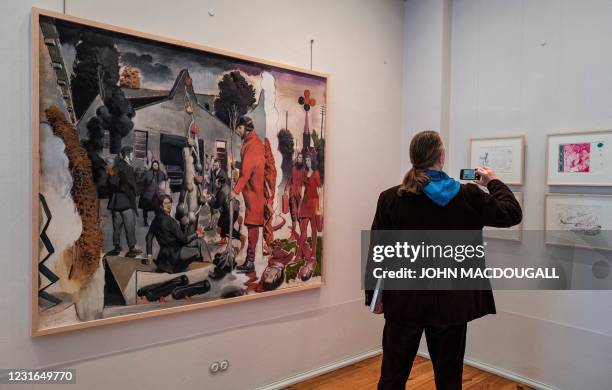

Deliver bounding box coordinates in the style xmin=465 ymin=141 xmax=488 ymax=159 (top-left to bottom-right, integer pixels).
xmin=120 ymin=52 xmax=173 ymax=83
xmin=69 ymin=32 xmax=120 ymax=118
xmin=55 ymin=19 xmax=135 ymax=197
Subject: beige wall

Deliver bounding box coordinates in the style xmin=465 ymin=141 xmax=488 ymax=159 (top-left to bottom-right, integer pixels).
xmin=0 ymin=0 xmax=404 ymax=389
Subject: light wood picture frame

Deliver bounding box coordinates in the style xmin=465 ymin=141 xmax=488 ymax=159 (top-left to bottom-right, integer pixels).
xmin=546 ymin=130 xmax=612 ymax=186
xmin=484 ymin=192 xmax=523 ymax=241
xmin=544 ymin=193 xmax=612 ymax=251
xmin=469 ymin=136 xmax=525 ymax=185
xmin=32 ymin=8 xmax=328 ymax=336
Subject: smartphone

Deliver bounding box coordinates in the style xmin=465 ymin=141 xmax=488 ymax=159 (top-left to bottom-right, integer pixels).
xmin=460 ymin=169 xmax=480 ymax=180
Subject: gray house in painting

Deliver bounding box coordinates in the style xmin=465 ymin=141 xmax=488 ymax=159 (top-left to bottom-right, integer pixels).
xmin=77 ymin=69 xmax=245 ymax=189
xmin=128 ymin=69 xmax=242 ymax=175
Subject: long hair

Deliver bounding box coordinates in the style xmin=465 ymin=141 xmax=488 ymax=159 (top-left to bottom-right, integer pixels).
xmin=398 ymin=130 xmax=444 ymax=196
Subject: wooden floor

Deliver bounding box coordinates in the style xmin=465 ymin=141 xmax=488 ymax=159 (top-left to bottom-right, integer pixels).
xmin=287 ymin=355 xmax=532 ymax=390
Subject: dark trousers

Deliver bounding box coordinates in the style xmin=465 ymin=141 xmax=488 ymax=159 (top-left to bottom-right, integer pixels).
xmin=218 ymin=209 xmax=240 ymax=240
xmin=378 ymin=321 xmax=467 ymax=390
xmin=112 ymin=209 xmax=136 ymax=248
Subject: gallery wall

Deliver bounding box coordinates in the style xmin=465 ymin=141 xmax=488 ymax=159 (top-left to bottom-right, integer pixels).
xmin=401 ymin=0 xmax=452 ymax=173
xmin=0 ymin=0 xmax=404 ymax=388
xmin=445 ymin=0 xmax=612 ymax=388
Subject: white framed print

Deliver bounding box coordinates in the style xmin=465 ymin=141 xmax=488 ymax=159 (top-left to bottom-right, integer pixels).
xmin=470 ymin=136 xmax=525 ymax=185
xmin=545 ymin=193 xmax=612 ymax=251
xmin=546 ymin=130 xmax=612 ymax=186
xmin=484 ymin=192 xmax=523 ymax=241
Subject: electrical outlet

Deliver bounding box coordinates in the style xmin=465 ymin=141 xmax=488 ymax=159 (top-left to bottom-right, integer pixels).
xmin=219 ymin=360 xmax=229 ymax=371
xmin=210 ymin=362 xmax=220 ymax=373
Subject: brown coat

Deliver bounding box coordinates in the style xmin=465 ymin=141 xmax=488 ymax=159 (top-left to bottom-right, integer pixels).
xmin=366 ymin=179 xmax=522 ymax=325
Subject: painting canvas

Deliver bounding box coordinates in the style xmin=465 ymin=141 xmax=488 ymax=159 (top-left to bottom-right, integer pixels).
xmin=33 ymin=9 xmax=327 ymax=335
xmin=469 ymin=136 xmax=524 ymax=185
xmin=545 ymin=194 xmax=612 ymax=251
xmin=484 ymin=192 xmax=523 ymax=241
xmin=547 ymin=131 xmax=612 ymax=186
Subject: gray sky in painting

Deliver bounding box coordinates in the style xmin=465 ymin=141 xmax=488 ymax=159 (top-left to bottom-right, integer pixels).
xmin=56 ymin=19 xmax=265 ymax=95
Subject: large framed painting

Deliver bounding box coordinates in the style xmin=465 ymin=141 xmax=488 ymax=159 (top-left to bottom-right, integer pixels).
xmin=545 ymin=193 xmax=612 ymax=251
xmin=484 ymin=192 xmax=523 ymax=241
xmin=546 ymin=130 xmax=612 ymax=186
xmin=32 ymin=8 xmax=328 ymax=335
xmin=469 ymin=136 xmax=525 ymax=185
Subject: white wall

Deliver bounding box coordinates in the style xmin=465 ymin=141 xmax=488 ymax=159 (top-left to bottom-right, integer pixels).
xmin=401 ymin=0 xmax=452 ymax=173
xmin=0 ymin=0 xmax=404 ymax=388
xmin=446 ymin=0 xmax=612 ymax=388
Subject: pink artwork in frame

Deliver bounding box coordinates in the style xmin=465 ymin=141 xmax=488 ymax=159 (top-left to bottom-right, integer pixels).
xmin=558 ymin=143 xmax=590 ymax=173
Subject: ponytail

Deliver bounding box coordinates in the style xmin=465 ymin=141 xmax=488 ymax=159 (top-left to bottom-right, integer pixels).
xmin=398 ymin=167 xmax=430 ymax=195
xmin=397 ymin=130 xmax=444 ymax=196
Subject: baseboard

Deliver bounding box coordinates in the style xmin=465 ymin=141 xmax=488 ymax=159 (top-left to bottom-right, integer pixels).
xmin=417 ymin=351 xmax=558 ymax=390
xmin=255 ymin=347 xmax=557 ymax=390
xmin=253 ymin=349 xmax=382 ymax=390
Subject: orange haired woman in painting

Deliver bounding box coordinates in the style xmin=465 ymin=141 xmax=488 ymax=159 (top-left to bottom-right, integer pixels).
xmin=296 ymin=153 xmax=321 ymax=281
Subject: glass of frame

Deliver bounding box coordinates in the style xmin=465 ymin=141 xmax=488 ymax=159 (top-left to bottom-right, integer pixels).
xmin=546 ymin=130 xmax=612 ymax=186
xmin=32 ymin=8 xmax=327 ymax=335
xmin=469 ymin=136 xmax=525 ymax=185
xmin=545 ymin=193 xmax=612 ymax=251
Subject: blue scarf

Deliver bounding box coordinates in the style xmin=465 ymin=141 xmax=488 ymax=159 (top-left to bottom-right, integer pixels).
xmin=422 ymin=169 xmax=461 ymax=206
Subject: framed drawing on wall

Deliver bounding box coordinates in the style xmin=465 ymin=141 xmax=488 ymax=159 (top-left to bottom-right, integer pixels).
xmin=544 ymin=193 xmax=612 ymax=251
xmin=484 ymin=192 xmax=523 ymax=241
xmin=469 ymin=136 xmax=525 ymax=185
xmin=32 ymin=8 xmax=328 ymax=335
xmin=546 ymin=130 xmax=612 ymax=186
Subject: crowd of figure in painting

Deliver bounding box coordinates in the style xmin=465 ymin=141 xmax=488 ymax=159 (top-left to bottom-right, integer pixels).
xmin=105 ymin=114 xmax=323 ymax=300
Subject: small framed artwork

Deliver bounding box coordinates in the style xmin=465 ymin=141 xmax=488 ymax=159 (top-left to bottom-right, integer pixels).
xmin=470 ymin=136 xmax=525 ymax=185
xmin=546 ymin=130 xmax=612 ymax=186
xmin=484 ymin=192 xmax=523 ymax=241
xmin=545 ymin=193 xmax=612 ymax=251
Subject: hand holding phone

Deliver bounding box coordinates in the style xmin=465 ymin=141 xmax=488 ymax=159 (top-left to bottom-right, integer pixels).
xmin=460 ymin=169 xmax=480 ymax=181
xmin=473 ymin=166 xmax=500 ymax=186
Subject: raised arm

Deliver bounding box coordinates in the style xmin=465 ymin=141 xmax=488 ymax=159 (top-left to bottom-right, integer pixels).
xmin=470 ymin=167 xmax=523 ymax=228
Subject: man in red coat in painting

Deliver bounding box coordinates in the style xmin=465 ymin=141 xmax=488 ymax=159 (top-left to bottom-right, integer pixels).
xmin=285 ymin=152 xmax=306 ymax=241
xmin=232 ymin=116 xmax=265 ymax=273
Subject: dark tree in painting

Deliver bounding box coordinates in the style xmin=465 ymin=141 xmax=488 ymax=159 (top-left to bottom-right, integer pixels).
xmin=70 ymin=33 xmax=120 ymax=118
xmin=83 ymin=116 xmax=110 ymax=197
xmin=214 ymin=71 xmax=256 ymax=127
xmin=277 ymin=128 xmax=295 ymax=185
xmin=100 ymin=88 xmax=135 ymax=153
xmin=70 ymin=32 xmax=135 ymax=154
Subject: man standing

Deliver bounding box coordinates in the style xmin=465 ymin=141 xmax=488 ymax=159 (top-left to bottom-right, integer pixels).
xmin=209 ymin=158 xmax=229 ymax=194
xmin=231 ymin=115 xmax=265 ymax=274
xmin=285 ymin=152 xmax=305 ymax=241
xmin=107 ymin=146 xmax=141 ymax=258
xmin=206 ymin=158 xmax=229 ymax=233
xmin=208 ymin=176 xmax=245 ymax=248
